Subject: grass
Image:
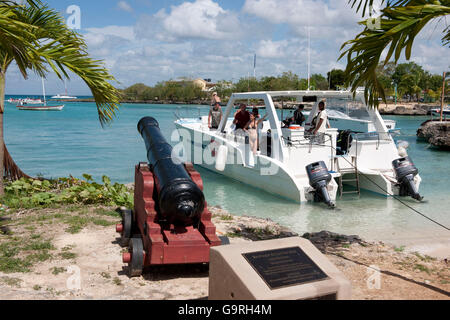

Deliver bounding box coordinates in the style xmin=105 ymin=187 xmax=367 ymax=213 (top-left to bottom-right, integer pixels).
xmin=24 ymin=240 xmax=55 ymax=251
xmin=225 ymin=231 xmax=242 ymax=238
xmin=33 ymin=285 xmax=42 ymax=291
xmin=59 ymin=251 xmax=77 ymax=260
xmin=394 ymin=246 xmax=405 ymax=252
xmin=0 ymin=234 xmax=56 ymax=273
xmin=414 ymin=252 xmax=436 ymax=262
xmin=414 ymin=264 xmax=431 ymax=275
xmin=51 ymin=267 xmax=67 ymax=275
xmin=94 ymin=208 xmax=120 ymax=218
xmin=220 ymin=214 xmax=233 ymax=221
xmin=113 ymin=277 xmax=122 ymax=285
xmin=0 ymin=276 xmax=23 ymax=288
xmin=100 ymin=272 xmax=111 ymax=279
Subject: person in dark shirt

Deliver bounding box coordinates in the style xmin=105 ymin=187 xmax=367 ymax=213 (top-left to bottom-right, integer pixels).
xmin=233 ymin=104 xmax=250 ymax=130
xmin=293 ymin=104 xmax=306 ymax=126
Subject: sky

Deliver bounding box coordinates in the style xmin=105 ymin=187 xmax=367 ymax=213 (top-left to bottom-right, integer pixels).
xmin=5 ymin=0 xmax=450 ymax=95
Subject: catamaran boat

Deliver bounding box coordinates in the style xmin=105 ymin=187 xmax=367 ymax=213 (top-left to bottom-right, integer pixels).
xmin=174 ymin=90 xmax=423 ymax=206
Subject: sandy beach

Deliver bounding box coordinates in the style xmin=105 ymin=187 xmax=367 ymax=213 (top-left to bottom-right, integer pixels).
xmin=0 ymin=205 xmax=448 ymax=300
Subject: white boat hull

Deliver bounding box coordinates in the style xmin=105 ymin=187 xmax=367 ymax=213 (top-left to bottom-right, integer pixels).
xmin=174 ymin=89 xmax=421 ymax=204
xmin=16 ymin=105 xmax=64 ymax=111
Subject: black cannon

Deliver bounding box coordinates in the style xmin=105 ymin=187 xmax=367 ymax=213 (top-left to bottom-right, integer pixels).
xmin=392 ymin=157 xmax=423 ymax=201
xmin=137 ymin=116 xmax=205 ymax=226
xmin=306 ymin=161 xmax=335 ymax=208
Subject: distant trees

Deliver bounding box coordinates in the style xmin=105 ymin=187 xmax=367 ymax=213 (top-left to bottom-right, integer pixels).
xmin=327 ymin=69 xmax=346 ymax=90
xmin=121 ymin=81 xmax=206 ymax=102
xmin=122 ymin=62 xmax=445 ymax=103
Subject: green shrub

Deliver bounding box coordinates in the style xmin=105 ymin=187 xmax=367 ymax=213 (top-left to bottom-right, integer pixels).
xmin=2 ymin=175 xmax=133 ymax=209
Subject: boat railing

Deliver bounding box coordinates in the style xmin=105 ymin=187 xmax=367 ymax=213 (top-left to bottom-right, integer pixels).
xmin=348 ymin=132 xmax=391 ymax=151
xmin=175 ymin=106 xmax=202 ymax=120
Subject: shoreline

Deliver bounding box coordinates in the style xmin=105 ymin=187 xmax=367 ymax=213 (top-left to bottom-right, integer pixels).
xmin=0 ymin=204 xmax=448 ymax=300
xmin=51 ymin=99 xmax=442 ymax=116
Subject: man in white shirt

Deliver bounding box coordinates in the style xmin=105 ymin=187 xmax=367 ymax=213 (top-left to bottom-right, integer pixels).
xmin=313 ymin=101 xmax=329 ymax=144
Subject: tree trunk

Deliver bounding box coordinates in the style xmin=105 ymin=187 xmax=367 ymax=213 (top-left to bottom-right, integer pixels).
xmin=0 ymin=71 xmax=5 ymax=195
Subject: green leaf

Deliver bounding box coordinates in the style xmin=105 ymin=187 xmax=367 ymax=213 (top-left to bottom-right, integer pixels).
xmin=82 ymin=174 xmax=93 ymax=181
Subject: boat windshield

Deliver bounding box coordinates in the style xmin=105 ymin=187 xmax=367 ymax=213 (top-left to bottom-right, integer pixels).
xmin=326 ymin=98 xmax=371 ymax=121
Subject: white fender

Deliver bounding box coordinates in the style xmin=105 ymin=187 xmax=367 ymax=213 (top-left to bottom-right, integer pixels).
xmin=215 ymin=145 xmax=228 ymax=171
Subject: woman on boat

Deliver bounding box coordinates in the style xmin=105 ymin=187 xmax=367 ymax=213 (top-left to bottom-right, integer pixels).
xmin=245 ymin=112 xmax=267 ymax=154
xmin=208 ymin=102 xmax=223 ymax=130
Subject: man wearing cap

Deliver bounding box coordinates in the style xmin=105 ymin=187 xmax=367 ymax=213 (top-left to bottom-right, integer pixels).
xmin=211 ymin=92 xmax=221 ymax=107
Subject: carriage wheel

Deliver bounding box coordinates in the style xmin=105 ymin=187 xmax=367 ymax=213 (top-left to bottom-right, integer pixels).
xmin=128 ymin=237 xmax=144 ymax=277
xmin=119 ymin=209 xmax=133 ymax=247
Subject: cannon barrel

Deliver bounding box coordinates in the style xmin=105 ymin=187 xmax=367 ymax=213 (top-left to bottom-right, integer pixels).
xmin=137 ymin=116 xmax=205 ymax=226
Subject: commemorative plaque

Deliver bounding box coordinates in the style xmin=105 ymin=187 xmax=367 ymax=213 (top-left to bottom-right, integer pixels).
xmin=209 ymin=237 xmax=352 ymax=300
xmin=242 ymin=247 xmax=329 ymax=289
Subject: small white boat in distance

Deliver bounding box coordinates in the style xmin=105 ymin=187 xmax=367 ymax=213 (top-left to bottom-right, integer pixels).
xmin=51 ymin=79 xmax=77 ymax=99
xmin=50 ymin=94 xmax=77 ymax=99
xmin=431 ymin=107 xmax=450 ymax=117
xmin=17 ymin=78 xmax=64 ymax=111
xmin=17 ymin=104 xmax=64 ymax=111
xmin=175 ymin=90 xmax=422 ymax=205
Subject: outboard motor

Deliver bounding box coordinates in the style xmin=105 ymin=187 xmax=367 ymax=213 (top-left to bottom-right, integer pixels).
xmin=392 ymin=157 xmax=423 ymax=201
xmin=306 ymin=161 xmax=335 ymax=208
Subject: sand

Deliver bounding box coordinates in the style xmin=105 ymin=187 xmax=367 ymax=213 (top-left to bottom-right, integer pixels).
xmin=0 ymin=206 xmax=448 ymax=300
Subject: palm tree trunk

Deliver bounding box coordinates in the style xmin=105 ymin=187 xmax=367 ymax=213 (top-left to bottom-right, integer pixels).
xmin=0 ymin=70 xmax=5 ymax=195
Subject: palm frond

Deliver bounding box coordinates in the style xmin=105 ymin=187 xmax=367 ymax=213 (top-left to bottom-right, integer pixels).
xmin=0 ymin=2 xmax=120 ymax=124
xmin=341 ymin=2 xmax=450 ymax=108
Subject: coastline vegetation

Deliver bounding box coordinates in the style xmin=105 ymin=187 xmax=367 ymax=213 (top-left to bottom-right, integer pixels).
xmin=1 ymin=174 xmax=133 ymax=209
xmin=120 ymin=62 xmax=445 ymax=104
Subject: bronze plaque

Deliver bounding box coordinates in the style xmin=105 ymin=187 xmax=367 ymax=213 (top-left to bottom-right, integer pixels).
xmin=242 ymin=247 xmax=329 ymax=290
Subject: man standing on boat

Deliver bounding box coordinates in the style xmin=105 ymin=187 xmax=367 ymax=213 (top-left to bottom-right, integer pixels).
xmin=313 ymin=100 xmax=329 ymax=144
xmin=293 ymin=104 xmax=306 ymax=126
xmin=208 ymin=102 xmax=223 ymax=130
xmin=233 ymin=104 xmax=250 ymax=131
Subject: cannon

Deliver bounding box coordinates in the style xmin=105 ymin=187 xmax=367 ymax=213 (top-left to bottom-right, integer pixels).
xmin=116 ymin=117 xmax=222 ymax=277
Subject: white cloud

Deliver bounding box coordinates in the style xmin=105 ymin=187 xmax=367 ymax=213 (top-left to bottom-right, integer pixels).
xmin=243 ymin=0 xmax=360 ymax=39
xmin=257 ymin=40 xmax=289 ymax=59
xmin=5 ymin=0 xmax=449 ymax=95
xmin=136 ymin=0 xmax=244 ymax=41
xmin=117 ymin=1 xmax=133 ymax=13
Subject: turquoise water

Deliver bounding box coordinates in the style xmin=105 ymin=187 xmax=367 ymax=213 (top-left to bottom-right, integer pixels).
xmin=4 ymin=100 xmax=450 ymax=245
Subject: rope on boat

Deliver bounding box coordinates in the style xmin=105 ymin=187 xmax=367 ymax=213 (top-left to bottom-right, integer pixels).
xmin=325 ymin=144 xmax=450 ymax=232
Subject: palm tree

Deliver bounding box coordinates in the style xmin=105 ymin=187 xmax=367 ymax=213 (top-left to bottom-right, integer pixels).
xmin=0 ymin=1 xmax=121 ymax=194
xmin=340 ymin=0 xmax=450 ymax=107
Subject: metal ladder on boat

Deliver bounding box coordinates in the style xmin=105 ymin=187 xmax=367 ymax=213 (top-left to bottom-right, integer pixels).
xmin=335 ymin=156 xmax=360 ymax=198
xmin=335 ymin=132 xmax=361 ymax=198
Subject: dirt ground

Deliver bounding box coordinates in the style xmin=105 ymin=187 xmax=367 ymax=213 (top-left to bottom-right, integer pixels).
xmin=0 ymin=205 xmax=448 ymax=300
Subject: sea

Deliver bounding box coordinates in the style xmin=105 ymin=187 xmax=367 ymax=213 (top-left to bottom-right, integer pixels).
xmin=4 ymin=95 xmax=450 ymax=252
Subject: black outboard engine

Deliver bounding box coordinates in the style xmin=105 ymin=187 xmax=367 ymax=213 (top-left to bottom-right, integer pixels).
xmin=306 ymin=161 xmax=335 ymax=208
xmin=392 ymin=157 xmax=423 ymax=201
xmin=137 ymin=116 xmax=205 ymax=226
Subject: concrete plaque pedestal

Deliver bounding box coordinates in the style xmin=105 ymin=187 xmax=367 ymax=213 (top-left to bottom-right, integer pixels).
xmin=208 ymin=237 xmax=351 ymax=300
